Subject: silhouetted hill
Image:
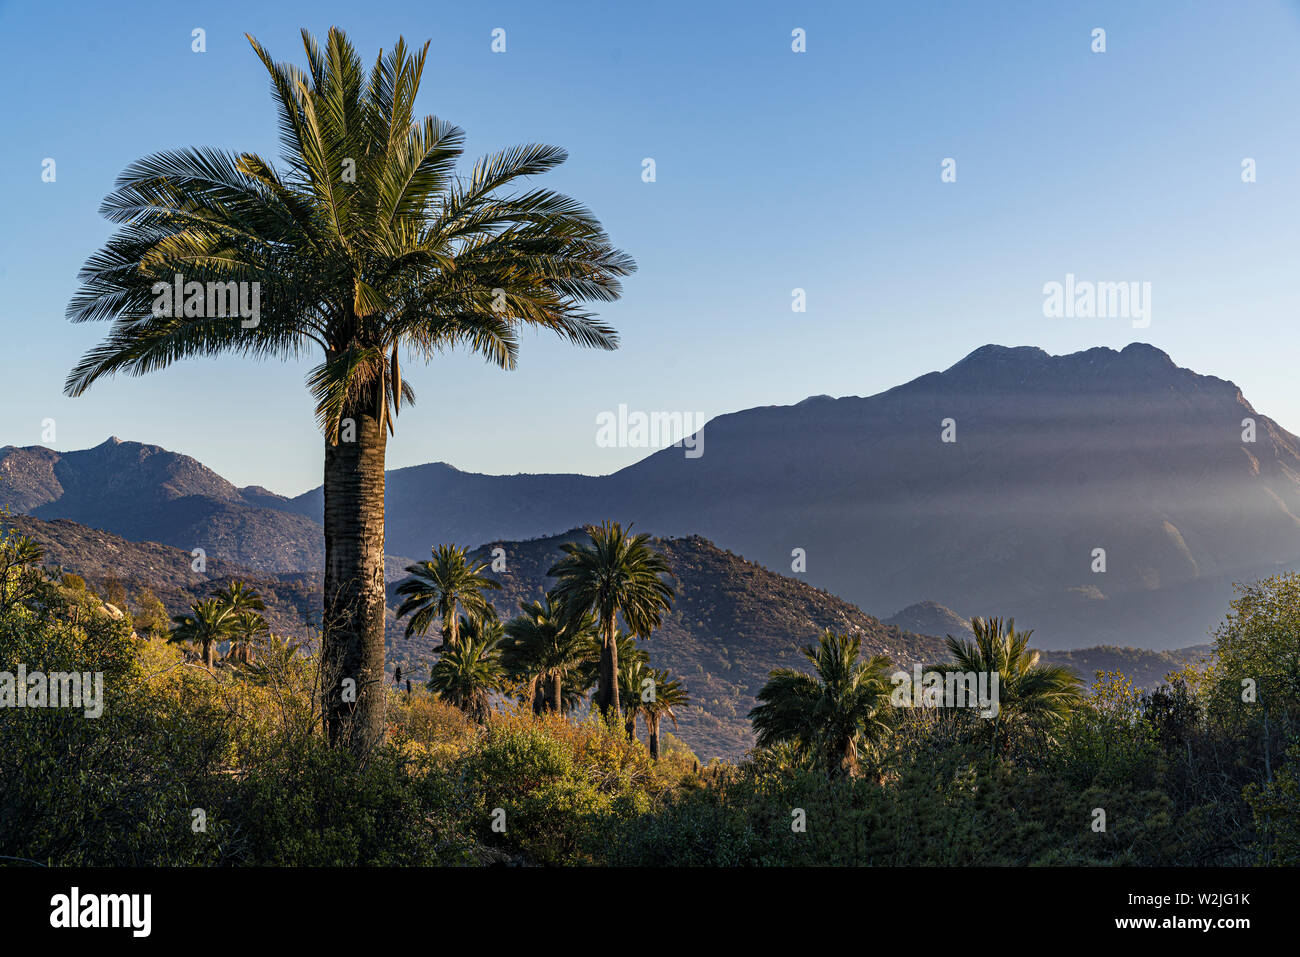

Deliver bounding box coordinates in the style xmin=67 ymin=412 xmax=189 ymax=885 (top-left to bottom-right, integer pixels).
xmin=0 ymin=437 xmax=324 ymax=573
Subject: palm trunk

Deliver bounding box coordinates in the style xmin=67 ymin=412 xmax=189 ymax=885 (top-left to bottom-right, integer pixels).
xmin=203 ymin=640 xmax=215 ymax=669
xmin=322 ymin=396 xmax=389 ymax=761
xmin=551 ymin=673 xmax=562 ymax=712
xmin=648 ymin=715 xmax=661 ymax=760
xmin=598 ymin=617 xmax=620 ymax=720
xmin=625 ymin=712 xmax=637 ymax=741
xmin=531 ymin=678 xmax=546 ymax=715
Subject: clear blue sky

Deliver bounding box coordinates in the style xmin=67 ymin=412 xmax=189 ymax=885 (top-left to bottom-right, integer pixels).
xmin=3 ymin=0 xmax=1299 ymax=495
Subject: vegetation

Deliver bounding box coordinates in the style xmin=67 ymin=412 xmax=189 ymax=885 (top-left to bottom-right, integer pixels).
xmin=751 ymin=631 xmax=894 ymax=778
xmin=547 ymin=522 xmax=675 ymax=719
xmin=395 ymin=544 xmax=500 ymax=649
xmin=62 ymin=26 xmax=634 ymax=759
xmin=3 ymin=521 xmax=1297 ymax=866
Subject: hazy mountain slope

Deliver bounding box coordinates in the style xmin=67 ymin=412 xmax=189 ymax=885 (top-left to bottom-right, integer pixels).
xmin=0 ymin=437 xmax=325 ymax=574
xmin=299 ymin=343 xmax=1300 ymax=649
xmin=8 ymin=343 xmax=1296 ymax=650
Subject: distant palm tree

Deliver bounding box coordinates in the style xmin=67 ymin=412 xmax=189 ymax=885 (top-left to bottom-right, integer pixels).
xmin=935 ymin=616 xmax=1083 ymax=757
xmin=749 ymin=630 xmax=894 ymax=778
xmin=641 ymin=667 xmax=689 ymax=760
xmin=547 ymin=522 xmax=674 ymax=719
xmin=395 ymin=545 xmax=501 ymax=650
xmin=427 ymin=631 xmax=503 ymax=723
xmin=63 ymin=27 xmax=633 ymax=758
xmin=501 ymin=597 xmax=594 ymax=713
xmin=618 ymin=652 xmax=652 ymax=740
xmin=169 ymin=598 xmax=235 ymax=669
xmin=228 ymin=610 xmax=271 ymax=664
xmin=213 ymin=581 xmax=267 ymax=663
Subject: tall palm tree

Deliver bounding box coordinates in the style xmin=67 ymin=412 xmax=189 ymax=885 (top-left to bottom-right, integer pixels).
xmin=749 ymin=630 xmax=894 ymax=778
xmin=169 ymin=598 xmax=236 ymax=669
xmin=641 ymin=667 xmax=689 ymax=760
xmin=213 ymin=581 xmax=267 ymax=663
xmin=63 ymin=27 xmax=633 ymax=758
xmin=500 ymin=597 xmax=594 ymax=713
xmin=395 ymin=544 xmax=501 ymax=651
xmin=935 ymin=616 xmax=1083 ymax=757
xmin=547 ymin=522 xmax=674 ymax=719
xmin=427 ymin=631 xmax=503 ymax=723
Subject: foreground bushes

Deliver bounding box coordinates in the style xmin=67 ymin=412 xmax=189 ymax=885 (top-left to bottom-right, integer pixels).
xmin=1 ymin=575 xmax=1295 ymax=866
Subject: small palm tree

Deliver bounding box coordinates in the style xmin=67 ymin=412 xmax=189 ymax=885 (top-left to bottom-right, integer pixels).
xmin=213 ymin=581 xmax=268 ymax=663
xmin=618 ymin=652 xmax=652 ymax=740
xmin=641 ymin=668 xmax=689 ymax=760
xmin=169 ymin=598 xmax=235 ymax=669
xmin=395 ymin=544 xmax=501 ymax=650
xmin=501 ymin=597 xmax=595 ymax=713
xmin=749 ymin=630 xmax=894 ymax=778
xmin=228 ymin=610 xmax=271 ymax=664
xmin=936 ymin=616 xmax=1083 ymax=757
xmin=427 ymin=630 xmax=503 ymax=723
xmin=547 ymin=522 xmax=674 ymax=719
xmin=64 ymin=27 xmax=633 ymax=758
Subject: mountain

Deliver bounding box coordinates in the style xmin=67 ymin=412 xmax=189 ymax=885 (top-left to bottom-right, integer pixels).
xmin=8 ymin=344 xmax=1294 ymax=650
xmin=0 ymin=437 xmax=325 ymax=574
xmin=288 ymin=343 xmax=1300 ymax=649
xmin=884 ymin=601 xmax=974 ymax=639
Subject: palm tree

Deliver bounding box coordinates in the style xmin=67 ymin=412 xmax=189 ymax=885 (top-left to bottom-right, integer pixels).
xmin=618 ymin=652 xmax=652 ymax=740
xmin=641 ymin=668 xmax=689 ymax=760
xmin=935 ymin=616 xmax=1083 ymax=757
xmin=395 ymin=544 xmax=501 ymax=651
xmin=169 ymin=598 xmax=235 ymax=669
xmin=547 ymin=522 xmax=674 ymax=720
xmin=63 ymin=28 xmax=633 ymax=758
xmin=228 ymin=610 xmax=271 ymax=664
xmin=500 ymin=597 xmax=594 ymax=713
xmin=427 ymin=631 xmax=503 ymax=723
xmin=213 ymin=581 xmax=267 ymax=663
xmin=749 ymin=630 xmax=894 ymax=778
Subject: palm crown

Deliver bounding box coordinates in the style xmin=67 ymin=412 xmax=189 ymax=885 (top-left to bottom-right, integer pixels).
xmin=938 ymin=616 xmax=1083 ymax=756
xmin=750 ymin=630 xmax=894 ymax=778
xmin=65 ymin=27 xmax=633 ymax=437
xmin=501 ymin=597 xmax=595 ymax=713
xmin=395 ymin=544 xmax=501 ymax=648
xmin=169 ymin=597 xmax=236 ymax=669
xmin=547 ymin=522 xmax=674 ymax=718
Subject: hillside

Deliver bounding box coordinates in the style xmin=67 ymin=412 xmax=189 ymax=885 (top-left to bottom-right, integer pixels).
xmin=463 ymin=529 xmax=946 ymax=759
xmin=7 ymin=512 xmax=1216 ymax=760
